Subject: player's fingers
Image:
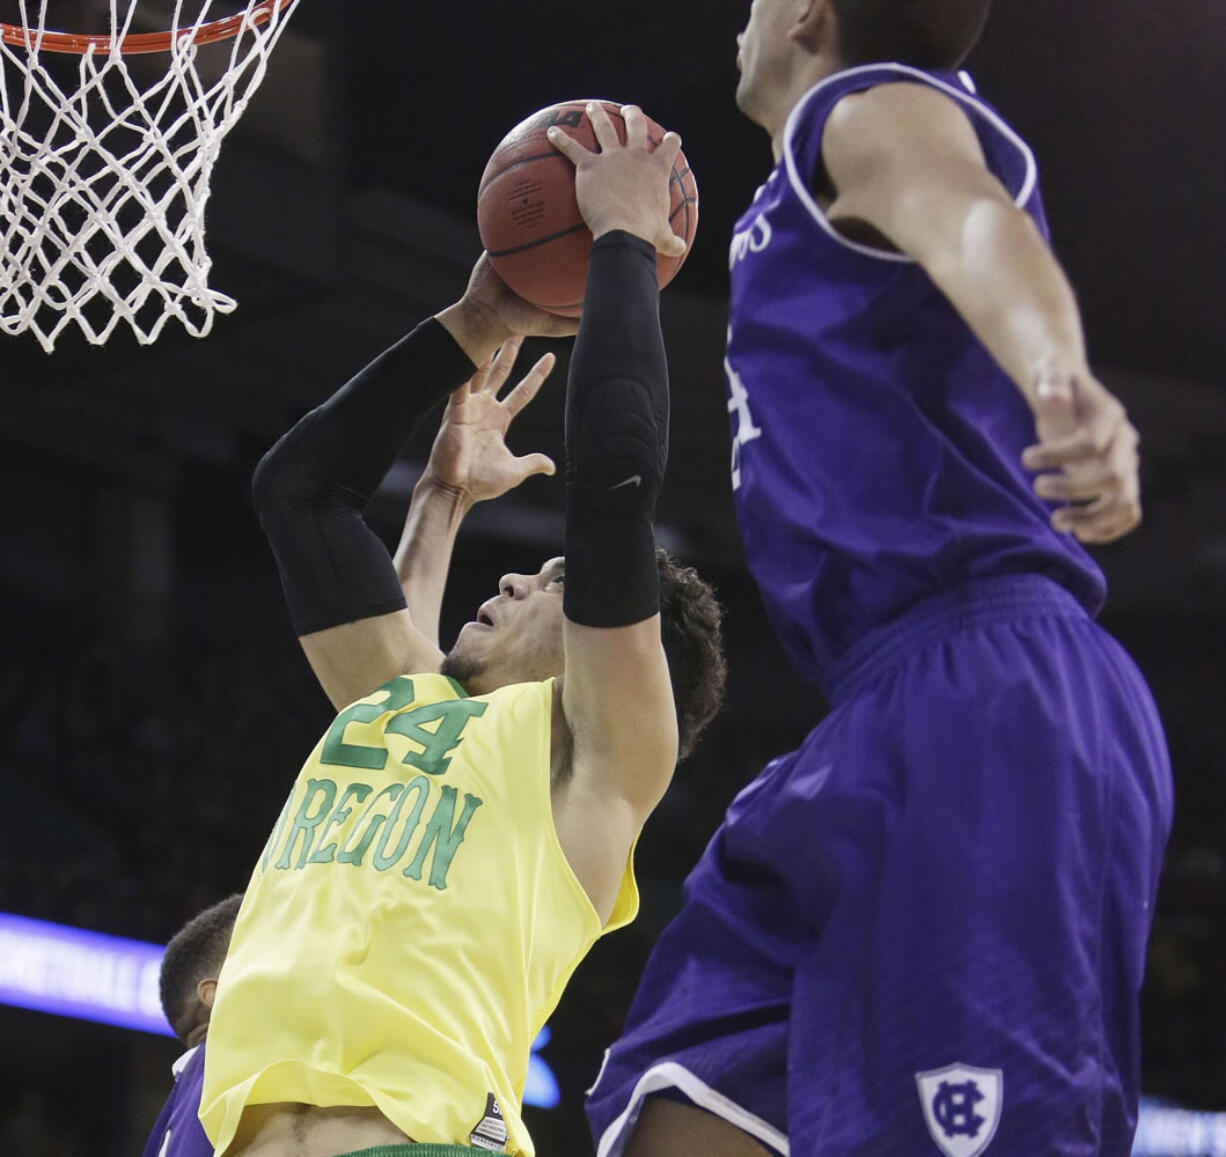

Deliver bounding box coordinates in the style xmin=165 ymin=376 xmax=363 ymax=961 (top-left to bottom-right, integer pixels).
xmin=1070 ymin=500 xmax=1142 ymax=544
xmin=465 ymin=356 xmax=492 ymax=393
xmin=1051 ymin=492 xmax=1116 ymax=534
xmin=655 ymin=130 xmax=684 ymax=170
xmin=484 ymin=336 xmax=524 ymax=394
xmin=621 ymin=104 xmax=649 ymax=147
xmin=1022 ymin=430 xmax=1102 ymax=472
xmin=546 ymin=125 xmax=590 ymax=167
xmin=656 ymin=226 xmax=687 ymax=259
xmin=1026 ymin=401 xmax=1134 ymax=471
xmin=1033 ymin=461 xmax=1116 ymax=503
xmin=586 ymin=101 xmax=620 ymax=151
xmin=502 ymin=353 xmax=556 ymax=415
xmin=514 ymin=452 xmax=556 ymax=480
xmin=1051 ymin=482 xmax=1139 ymax=537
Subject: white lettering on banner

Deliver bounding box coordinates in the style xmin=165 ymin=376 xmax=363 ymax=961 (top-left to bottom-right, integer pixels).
xmin=0 ymin=929 xmax=144 ymax=1010
xmin=1132 ymin=1103 xmax=1226 ymax=1156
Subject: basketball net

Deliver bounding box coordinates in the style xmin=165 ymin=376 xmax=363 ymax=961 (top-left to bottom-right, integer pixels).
xmin=0 ymin=0 xmax=302 ymax=352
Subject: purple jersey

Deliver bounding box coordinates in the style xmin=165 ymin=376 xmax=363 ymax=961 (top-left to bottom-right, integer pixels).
xmin=142 ymin=1043 xmax=213 ymax=1157
xmin=725 ymin=63 xmax=1106 ymax=687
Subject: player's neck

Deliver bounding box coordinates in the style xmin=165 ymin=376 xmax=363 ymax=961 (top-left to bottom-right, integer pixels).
xmin=186 ymin=1023 xmax=209 ymax=1050
xmin=764 ymin=55 xmax=846 ymax=160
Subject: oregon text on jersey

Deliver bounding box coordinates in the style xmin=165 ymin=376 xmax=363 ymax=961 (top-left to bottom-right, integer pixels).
xmin=262 ymin=774 xmax=483 ymax=889
xmin=259 ymin=677 xmax=489 ymax=889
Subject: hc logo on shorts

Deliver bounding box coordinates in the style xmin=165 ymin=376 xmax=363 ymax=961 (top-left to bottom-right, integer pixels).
xmin=915 ymin=1064 xmax=1003 ymax=1157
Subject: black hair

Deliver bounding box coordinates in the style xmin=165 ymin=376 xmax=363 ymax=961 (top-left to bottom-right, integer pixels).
xmin=656 ymin=549 xmax=727 ymax=760
xmin=832 ymin=0 xmax=992 ymax=69
xmin=159 ymin=893 xmax=243 ymax=1045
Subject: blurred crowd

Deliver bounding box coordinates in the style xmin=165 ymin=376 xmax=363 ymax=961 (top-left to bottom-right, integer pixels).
xmin=0 ymin=641 xmax=329 ymax=944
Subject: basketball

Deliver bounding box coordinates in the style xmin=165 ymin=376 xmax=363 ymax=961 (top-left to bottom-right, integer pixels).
xmin=477 ymin=99 xmax=699 ymax=317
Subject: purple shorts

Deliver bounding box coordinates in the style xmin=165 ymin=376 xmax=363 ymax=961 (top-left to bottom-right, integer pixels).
xmin=587 ymin=575 xmax=1172 ymax=1157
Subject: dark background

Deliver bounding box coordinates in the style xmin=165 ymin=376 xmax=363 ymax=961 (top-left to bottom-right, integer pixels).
xmin=0 ymin=1 xmax=1223 ymax=1152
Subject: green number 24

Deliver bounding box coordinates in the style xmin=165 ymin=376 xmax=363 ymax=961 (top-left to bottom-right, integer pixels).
xmin=320 ymin=677 xmax=487 ymax=777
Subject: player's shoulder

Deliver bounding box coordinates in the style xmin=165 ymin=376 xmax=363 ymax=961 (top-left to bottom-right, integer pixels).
xmin=824 ymin=80 xmax=981 ymax=161
xmin=472 ymin=675 xmax=557 ymax=709
xmin=352 ymin=670 xmax=475 ymax=709
xmin=406 ymin=671 xmax=472 ymax=703
xmin=434 ymin=674 xmax=556 ymax=723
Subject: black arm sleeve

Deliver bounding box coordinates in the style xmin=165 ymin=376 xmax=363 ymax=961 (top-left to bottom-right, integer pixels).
xmin=251 ymin=318 xmax=477 ymax=636
xmin=563 ymin=230 xmax=669 ymax=628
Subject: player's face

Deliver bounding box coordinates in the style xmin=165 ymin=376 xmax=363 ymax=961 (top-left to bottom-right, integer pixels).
xmin=735 ymin=0 xmax=795 ymax=125
xmin=443 ymin=557 xmax=566 ymax=695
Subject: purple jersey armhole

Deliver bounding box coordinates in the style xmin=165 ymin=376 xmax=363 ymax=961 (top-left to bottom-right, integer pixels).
xmin=782 ymin=63 xmax=1042 ymax=264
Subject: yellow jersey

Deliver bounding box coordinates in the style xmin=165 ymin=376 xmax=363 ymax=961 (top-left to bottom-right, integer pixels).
xmin=199 ymin=673 xmax=637 ymax=1155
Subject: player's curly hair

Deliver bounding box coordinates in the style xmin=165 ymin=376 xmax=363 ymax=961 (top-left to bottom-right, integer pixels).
xmin=833 ymin=0 xmax=991 ymax=69
xmin=656 ymin=549 xmax=726 ymax=760
xmin=160 ymin=893 xmax=243 ymax=1044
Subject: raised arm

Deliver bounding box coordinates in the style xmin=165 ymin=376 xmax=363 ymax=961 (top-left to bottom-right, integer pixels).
xmin=822 ymin=83 xmax=1141 ymax=544
xmin=393 ymin=340 xmax=557 ymax=646
xmin=546 ymin=104 xmax=688 ymax=921
xmin=253 ymin=288 xmax=572 ymax=712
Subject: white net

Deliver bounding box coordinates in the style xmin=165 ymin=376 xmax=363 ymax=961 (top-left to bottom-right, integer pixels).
xmin=0 ymin=0 xmax=302 ymax=351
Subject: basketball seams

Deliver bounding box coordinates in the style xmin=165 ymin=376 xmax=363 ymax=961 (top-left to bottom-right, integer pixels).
xmin=486 ymin=222 xmax=590 ymax=260
xmin=668 ymin=161 xmax=698 ymax=243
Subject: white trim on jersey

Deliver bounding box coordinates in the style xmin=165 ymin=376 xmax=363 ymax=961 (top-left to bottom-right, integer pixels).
xmin=594 ymin=1060 xmax=789 ymax=1157
xmin=782 ymin=62 xmax=1040 ymax=263
xmin=586 ymin=1047 xmax=612 ymax=1097
xmin=170 ymin=1043 xmax=200 ymax=1079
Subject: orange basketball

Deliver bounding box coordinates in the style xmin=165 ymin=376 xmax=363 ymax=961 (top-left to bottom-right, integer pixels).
xmin=476 ymin=99 xmax=699 ymax=318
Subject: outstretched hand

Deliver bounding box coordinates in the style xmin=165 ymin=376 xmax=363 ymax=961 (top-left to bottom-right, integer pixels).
xmin=548 ymin=102 xmax=686 ymax=257
xmin=1022 ymin=368 xmax=1142 ymax=544
xmin=421 ymin=336 xmax=557 ymax=506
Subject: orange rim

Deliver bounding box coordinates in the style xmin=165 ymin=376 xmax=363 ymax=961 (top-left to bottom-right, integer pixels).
xmin=0 ymin=0 xmax=294 ymax=55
